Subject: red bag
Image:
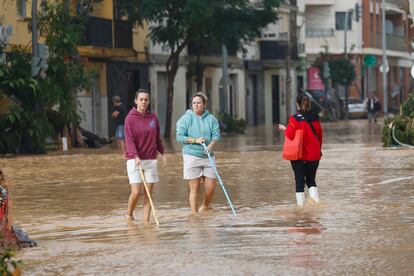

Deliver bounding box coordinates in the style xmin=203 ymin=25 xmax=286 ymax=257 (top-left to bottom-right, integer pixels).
xmin=282 ymin=129 xmax=304 ymax=160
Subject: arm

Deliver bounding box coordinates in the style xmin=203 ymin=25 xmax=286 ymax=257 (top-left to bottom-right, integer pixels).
xmin=111 ymin=110 xmax=119 ymax=118
xmin=112 ymin=106 xmax=120 ymax=118
xmin=204 ymin=117 xmax=220 ymax=153
xmin=124 ymin=118 xmax=138 ymax=159
xmin=284 ymin=117 xmax=297 ymax=140
xmin=155 ymin=117 xmax=165 ymax=155
xmin=210 ymin=116 xmax=221 ymax=142
xmin=176 ymin=116 xmax=189 ymax=143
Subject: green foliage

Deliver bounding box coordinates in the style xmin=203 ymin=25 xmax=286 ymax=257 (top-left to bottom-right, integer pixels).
xmin=329 ymin=59 xmax=356 ymax=86
xmin=401 ymin=93 xmax=414 ymax=118
xmin=217 ymin=113 xmax=247 ymax=134
xmin=0 ymin=46 xmax=52 ymax=154
xmin=119 ymin=0 xmax=280 ymax=136
xmin=0 ymin=2 xmax=91 ymax=154
xmin=314 ymin=46 xmax=357 ymax=86
xmin=382 ymin=94 xmax=414 ymax=147
xmin=0 ymin=249 xmax=22 ymax=276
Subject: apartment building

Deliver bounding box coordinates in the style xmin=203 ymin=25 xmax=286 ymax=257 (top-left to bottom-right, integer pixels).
xmin=303 ymin=0 xmax=413 ymax=110
xmin=0 ymin=0 xmax=149 ymax=138
xmin=244 ymin=0 xmax=304 ymax=126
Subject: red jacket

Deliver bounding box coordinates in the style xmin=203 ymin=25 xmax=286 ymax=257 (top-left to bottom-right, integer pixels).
xmin=124 ymin=108 xmax=165 ymax=160
xmin=285 ymin=113 xmax=323 ymax=161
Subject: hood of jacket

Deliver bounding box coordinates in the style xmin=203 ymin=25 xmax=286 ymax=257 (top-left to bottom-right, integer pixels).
xmin=128 ymin=107 xmax=153 ymax=118
xmin=184 ymin=109 xmax=211 ymax=119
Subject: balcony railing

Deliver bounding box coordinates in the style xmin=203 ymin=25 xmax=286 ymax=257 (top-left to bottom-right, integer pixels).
xmin=386 ymin=34 xmax=406 ymax=52
xmin=385 ymin=0 xmax=406 ymax=7
xmin=81 ymin=16 xmax=132 ymax=49
xmin=370 ymin=32 xmax=407 ymax=52
xmin=305 ymin=0 xmax=335 ymax=5
xmin=306 ymin=28 xmax=335 ymax=38
xmin=259 ymin=40 xmax=298 ymax=60
xmin=82 ymin=16 xmax=113 ymax=48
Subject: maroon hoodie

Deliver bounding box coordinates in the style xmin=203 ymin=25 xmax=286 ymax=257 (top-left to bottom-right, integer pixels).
xmin=124 ymin=108 xmax=164 ymax=160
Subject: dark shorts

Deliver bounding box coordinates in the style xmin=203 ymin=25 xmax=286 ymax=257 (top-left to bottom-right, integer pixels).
xmin=115 ymin=125 xmax=125 ymax=140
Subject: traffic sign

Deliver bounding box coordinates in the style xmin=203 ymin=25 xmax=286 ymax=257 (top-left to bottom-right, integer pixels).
xmin=364 ymin=55 xmax=376 ymax=67
xmin=379 ymin=63 xmax=389 ymax=73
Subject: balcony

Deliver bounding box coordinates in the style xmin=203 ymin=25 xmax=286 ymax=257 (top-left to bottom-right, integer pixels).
xmin=306 ymin=27 xmax=335 ymax=38
xmin=114 ymin=20 xmax=133 ymax=48
xmin=81 ymin=16 xmax=132 ymax=49
xmin=305 ymin=0 xmax=335 ymax=5
xmin=385 ymin=0 xmax=406 ymax=7
xmin=259 ymin=40 xmax=298 ymax=60
xmin=371 ymin=32 xmax=407 ymax=52
xmin=386 ymin=34 xmax=407 ymax=52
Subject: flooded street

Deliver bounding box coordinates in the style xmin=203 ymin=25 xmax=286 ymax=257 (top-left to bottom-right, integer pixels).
xmin=1 ymin=120 xmax=414 ymax=275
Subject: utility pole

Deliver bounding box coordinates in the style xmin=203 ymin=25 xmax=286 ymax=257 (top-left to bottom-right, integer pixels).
xmin=285 ymin=3 xmax=297 ymax=121
xmin=381 ymin=0 xmax=388 ymax=118
xmin=31 ymin=0 xmax=38 ymax=77
xmin=343 ymin=8 xmax=352 ymax=116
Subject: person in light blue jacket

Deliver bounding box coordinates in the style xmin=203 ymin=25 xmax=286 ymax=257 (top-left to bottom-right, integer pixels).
xmin=176 ymin=92 xmax=221 ymax=214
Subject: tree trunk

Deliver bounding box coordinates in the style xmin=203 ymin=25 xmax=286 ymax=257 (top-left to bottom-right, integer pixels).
xmin=195 ymin=54 xmax=205 ymax=91
xmin=164 ymin=42 xmax=188 ymax=137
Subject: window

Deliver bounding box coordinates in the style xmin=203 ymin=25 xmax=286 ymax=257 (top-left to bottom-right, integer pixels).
xmin=335 ymin=12 xmax=352 ymax=31
xmin=16 ymin=0 xmax=26 ymax=18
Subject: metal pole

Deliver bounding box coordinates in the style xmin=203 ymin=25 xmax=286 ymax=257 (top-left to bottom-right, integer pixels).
xmin=31 ymin=0 xmax=38 ymax=77
xmin=344 ymin=9 xmax=351 ymax=115
xmin=221 ymin=44 xmax=228 ymax=114
xmin=382 ymin=0 xmax=388 ymax=118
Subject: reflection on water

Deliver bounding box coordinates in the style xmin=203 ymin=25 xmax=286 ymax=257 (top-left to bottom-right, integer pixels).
xmin=1 ymin=120 xmax=414 ymax=274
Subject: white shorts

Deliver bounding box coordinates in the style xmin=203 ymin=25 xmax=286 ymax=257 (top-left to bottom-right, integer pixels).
xmin=183 ymin=154 xmax=216 ymax=180
xmin=126 ymin=159 xmax=159 ymax=184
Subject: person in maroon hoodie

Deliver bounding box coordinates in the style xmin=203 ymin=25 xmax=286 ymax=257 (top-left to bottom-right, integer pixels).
xmin=124 ymin=89 xmax=167 ymax=223
xmin=278 ymin=94 xmax=323 ymax=207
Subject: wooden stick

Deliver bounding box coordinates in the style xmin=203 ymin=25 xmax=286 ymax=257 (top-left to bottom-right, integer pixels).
xmin=138 ymin=165 xmax=160 ymax=226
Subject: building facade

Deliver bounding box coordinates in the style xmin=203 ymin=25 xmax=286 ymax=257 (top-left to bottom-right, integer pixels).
xmin=303 ymin=0 xmax=413 ymax=111
xmin=1 ymin=0 xmax=150 ymax=139
xmin=244 ymin=0 xmax=304 ymax=126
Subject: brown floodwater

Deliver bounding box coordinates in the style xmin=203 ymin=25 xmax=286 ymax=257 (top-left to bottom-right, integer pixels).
xmin=1 ymin=120 xmax=414 ymax=275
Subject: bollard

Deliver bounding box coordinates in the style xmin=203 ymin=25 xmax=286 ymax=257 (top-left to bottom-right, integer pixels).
xmin=62 ymin=137 xmax=68 ymax=152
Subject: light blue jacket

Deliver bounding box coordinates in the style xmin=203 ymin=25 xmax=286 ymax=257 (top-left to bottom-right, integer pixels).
xmin=176 ymin=110 xmax=221 ymax=158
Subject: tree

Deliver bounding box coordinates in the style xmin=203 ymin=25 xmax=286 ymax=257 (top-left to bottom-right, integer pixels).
xmin=0 ymin=2 xmax=92 ymax=153
xmin=119 ymin=0 xmax=280 ymax=137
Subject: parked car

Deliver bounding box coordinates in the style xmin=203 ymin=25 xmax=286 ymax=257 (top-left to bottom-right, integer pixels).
xmin=344 ymin=98 xmax=368 ymax=119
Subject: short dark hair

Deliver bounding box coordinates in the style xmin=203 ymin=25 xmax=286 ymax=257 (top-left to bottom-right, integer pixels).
xmin=135 ymin=88 xmax=150 ymax=98
xmin=112 ymin=95 xmax=121 ymax=103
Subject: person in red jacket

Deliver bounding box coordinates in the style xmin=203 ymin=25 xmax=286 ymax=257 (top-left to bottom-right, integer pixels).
xmin=124 ymin=89 xmax=167 ymax=223
xmin=278 ymin=94 xmax=323 ymax=206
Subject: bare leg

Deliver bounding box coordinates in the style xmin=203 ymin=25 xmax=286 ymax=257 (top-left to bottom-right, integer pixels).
xmin=200 ymin=177 xmax=216 ymax=211
xmin=117 ymin=139 xmax=125 ymax=155
xmin=143 ymin=183 xmax=154 ymax=223
xmin=189 ymin=178 xmax=201 ymax=214
xmin=127 ymin=184 xmax=141 ymax=217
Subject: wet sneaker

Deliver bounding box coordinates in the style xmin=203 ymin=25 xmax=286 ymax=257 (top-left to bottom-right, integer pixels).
xmin=124 ymin=214 xmax=134 ymax=223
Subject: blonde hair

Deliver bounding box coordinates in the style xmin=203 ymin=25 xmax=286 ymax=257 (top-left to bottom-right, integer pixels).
xmin=192 ymin=92 xmax=208 ymax=104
